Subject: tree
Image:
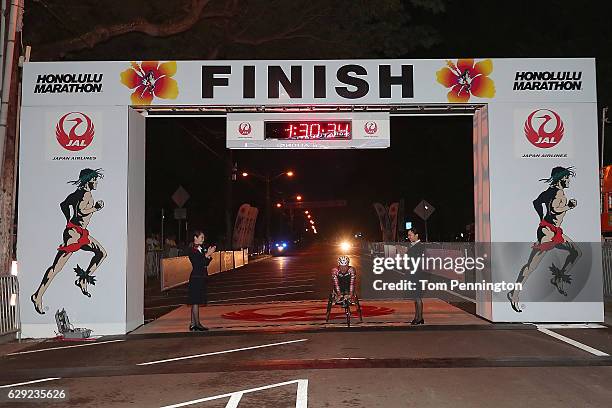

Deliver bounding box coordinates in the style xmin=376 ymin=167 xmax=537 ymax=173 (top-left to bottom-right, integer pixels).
xmin=25 ymin=0 xmax=446 ymax=61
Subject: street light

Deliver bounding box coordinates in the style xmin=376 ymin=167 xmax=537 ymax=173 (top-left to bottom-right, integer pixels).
xmin=276 ymin=203 xmax=282 ymax=208
xmin=296 ymin=195 xmax=302 ymax=201
xmin=239 ymin=169 xmax=295 ymax=253
xmin=307 ymin=214 xmax=311 ymax=219
xmin=304 ymin=210 xmax=309 ymax=214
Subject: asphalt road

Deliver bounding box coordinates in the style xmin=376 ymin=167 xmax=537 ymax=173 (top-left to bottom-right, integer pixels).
xmin=145 ymin=243 xmax=365 ymax=321
xmin=1 ymin=325 xmax=612 ymax=407
xmin=2 ymin=243 xmax=611 ymax=407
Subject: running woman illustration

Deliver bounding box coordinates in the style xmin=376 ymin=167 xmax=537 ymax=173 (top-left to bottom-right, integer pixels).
xmin=508 ymin=166 xmax=582 ymax=313
xmin=31 ymin=168 xmax=107 ymax=314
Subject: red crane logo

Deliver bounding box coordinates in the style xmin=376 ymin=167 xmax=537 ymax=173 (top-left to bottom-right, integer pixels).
xmin=364 ymin=121 xmax=378 ymax=135
xmin=524 ymin=109 xmax=564 ymax=148
xmin=55 ymin=112 xmax=95 ymax=151
xmin=238 ymin=122 xmax=252 ymax=135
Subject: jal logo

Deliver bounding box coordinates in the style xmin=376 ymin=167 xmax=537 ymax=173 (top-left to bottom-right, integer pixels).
xmin=364 ymin=121 xmax=378 ymax=135
xmin=524 ymin=109 xmax=564 ymax=148
xmin=238 ymin=122 xmax=252 ymax=135
xmin=55 ymin=112 xmax=95 ymax=151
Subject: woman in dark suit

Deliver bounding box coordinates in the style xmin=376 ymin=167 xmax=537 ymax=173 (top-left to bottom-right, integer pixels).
xmin=407 ymin=228 xmax=425 ymax=325
xmin=187 ymin=230 xmax=215 ymax=331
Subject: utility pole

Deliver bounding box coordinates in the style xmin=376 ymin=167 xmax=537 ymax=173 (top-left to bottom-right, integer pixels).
xmin=602 ymin=107 xmax=609 ymax=169
xmin=225 ymin=151 xmax=234 ymax=249
xmin=0 ymin=0 xmax=23 ymax=275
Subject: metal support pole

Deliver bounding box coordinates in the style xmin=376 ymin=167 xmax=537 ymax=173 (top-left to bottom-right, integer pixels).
xmin=0 ymin=0 xmax=20 ymax=181
xmin=225 ymin=151 xmax=233 ymax=249
xmin=160 ymin=208 xmax=165 ymax=253
xmin=265 ymin=173 xmax=271 ymax=254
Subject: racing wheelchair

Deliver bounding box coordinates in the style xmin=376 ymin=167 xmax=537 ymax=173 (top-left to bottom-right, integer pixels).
xmin=325 ymin=287 xmax=363 ymax=327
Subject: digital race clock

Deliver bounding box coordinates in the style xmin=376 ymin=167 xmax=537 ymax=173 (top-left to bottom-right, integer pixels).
xmin=264 ymin=121 xmax=352 ymax=140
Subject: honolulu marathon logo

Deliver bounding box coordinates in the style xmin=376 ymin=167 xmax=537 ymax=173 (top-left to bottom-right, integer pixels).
xmin=56 ymin=112 xmax=95 ymax=151
xmin=524 ymin=109 xmax=564 ymax=148
xmin=436 ymin=59 xmax=496 ymax=102
xmin=120 ymin=61 xmax=179 ymax=105
xmin=34 ymin=73 xmax=103 ymax=94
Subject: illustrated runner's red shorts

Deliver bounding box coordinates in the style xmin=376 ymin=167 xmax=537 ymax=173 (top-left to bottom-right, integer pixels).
xmin=58 ymin=222 xmax=90 ymax=253
xmin=532 ymin=220 xmax=565 ymax=251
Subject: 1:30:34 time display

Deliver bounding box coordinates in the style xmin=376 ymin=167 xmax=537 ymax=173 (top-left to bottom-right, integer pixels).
xmin=284 ymin=122 xmax=350 ymax=139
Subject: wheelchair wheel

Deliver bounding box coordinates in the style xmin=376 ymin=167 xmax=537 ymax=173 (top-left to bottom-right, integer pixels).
xmin=345 ymin=303 xmax=351 ymax=327
xmin=326 ymin=293 xmax=333 ymax=323
xmin=355 ymin=296 xmax=363 ymax=323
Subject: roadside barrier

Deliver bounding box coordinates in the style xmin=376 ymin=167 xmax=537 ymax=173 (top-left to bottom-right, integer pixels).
xmin=0 ymin=275 xmax=20 ymax=340
xmin=160 ymin=249 xmax=249 ymax=291
xmin=603 ymin=242 xmax=612 ymax=297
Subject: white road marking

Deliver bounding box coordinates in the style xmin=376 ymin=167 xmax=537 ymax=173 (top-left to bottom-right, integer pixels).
xmin=0 ymin=378 xmax=61 ymax=388
xmin=209 ymin=290 xmax=315 ymax=303
xmin=443 ymin=289 xmax=476 ymax=303
xmin=537 ymin=323 xmax=606 ymax=330
xmin=139 ymin=339 xmax=308 ymax=366
xmin=145 ymin=304 xmax=184 ymax=310
xmin=6 ymin=339 xmax=125 ymax=356
xmin=160 ymin=379 xmax=308 ymax=408
xmin=537 ymin=326 xmax=609 ymax=356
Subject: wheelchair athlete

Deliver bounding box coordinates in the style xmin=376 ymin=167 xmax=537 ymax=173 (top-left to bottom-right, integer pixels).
xmin=332 ymin=255 xmax=356 ymax=304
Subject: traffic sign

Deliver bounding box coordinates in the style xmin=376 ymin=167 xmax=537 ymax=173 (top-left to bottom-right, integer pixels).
xmin=174 ymin=208 xmax=187 ymax=220
xmin=414 ymin=200 xmax=435 ymax=221
xmin=171 ymin=185 xmax=190 ymax=208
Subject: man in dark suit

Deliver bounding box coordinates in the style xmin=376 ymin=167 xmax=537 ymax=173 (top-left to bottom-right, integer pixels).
xmin=407 ymin=228 xmax=425 ymax=325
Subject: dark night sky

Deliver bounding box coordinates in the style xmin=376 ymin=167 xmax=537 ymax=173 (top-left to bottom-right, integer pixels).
xmin=23 ymin=0 xmax=612 ymax=244
xmin=146 ymin=116 xmax=474 ymax=244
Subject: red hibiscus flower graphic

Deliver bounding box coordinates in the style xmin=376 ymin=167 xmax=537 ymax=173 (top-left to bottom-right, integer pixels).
xmin=120 ymin=61 xmax=179 ymax=105
xmin=436 ymin=59 xmax=495 ymax=102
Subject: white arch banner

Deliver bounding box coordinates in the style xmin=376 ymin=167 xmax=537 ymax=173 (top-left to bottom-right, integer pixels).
xmin=18 ymin=58 xmax=603 ymax=338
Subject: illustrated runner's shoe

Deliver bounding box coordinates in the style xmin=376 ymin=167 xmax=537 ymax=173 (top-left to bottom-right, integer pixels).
xmin=74 ymin=279 xmax=91 ymax=297
xmin=31 ymin=294 xmax=45 ymax=314
xmin=507 ymin=291 xmax=522 ymax=313
xmin=74 ymin=265 xmax=96 ymax=298
xmin=550 ymin=263 xmax=571 ymax=296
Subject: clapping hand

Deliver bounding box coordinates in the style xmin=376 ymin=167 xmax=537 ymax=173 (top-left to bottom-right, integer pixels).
xmin=206 ymin=245 xmax=216 ymax=257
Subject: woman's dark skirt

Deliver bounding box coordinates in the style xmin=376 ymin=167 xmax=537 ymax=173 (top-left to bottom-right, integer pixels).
xmin=187 ymin=274 xmax=207 ymax=305
xmin=405 ymin=269 xmax=424 ymax=300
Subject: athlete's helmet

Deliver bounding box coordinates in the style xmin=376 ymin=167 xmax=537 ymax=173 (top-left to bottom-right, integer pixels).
xmin=338 ymin=256 xmax=350 ymax=266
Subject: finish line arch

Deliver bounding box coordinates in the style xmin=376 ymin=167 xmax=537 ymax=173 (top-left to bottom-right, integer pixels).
xmin=18 ymin=59 xmax=603 ymax=337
